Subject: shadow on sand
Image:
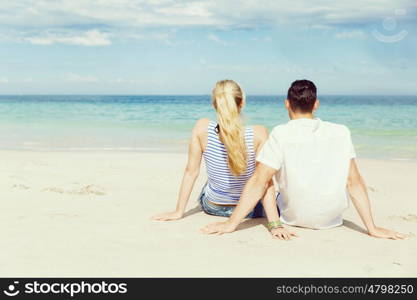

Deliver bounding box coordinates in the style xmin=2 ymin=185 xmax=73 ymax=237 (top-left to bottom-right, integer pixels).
xmin=342 ymin=219 xmax=368 ymax=235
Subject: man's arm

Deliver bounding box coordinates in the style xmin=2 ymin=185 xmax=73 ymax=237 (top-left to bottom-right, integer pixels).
xmin=261 ymin=180 xmax=298 ymax=240
xmin=200 ymin=163 xmax=277 ymax=234
xmin=347 ymin=159 xmax=406 ymax=240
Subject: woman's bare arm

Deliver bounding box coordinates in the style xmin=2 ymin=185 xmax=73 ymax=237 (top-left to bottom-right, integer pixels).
xmin=152 ymin=119 xmax=206 ymax=221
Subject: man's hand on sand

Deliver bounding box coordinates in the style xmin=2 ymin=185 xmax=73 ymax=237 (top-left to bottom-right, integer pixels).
xmin=270 ymin=227 xmax=298 ymax=241
xmin=151 ymin=210 xmax=183 ymax=221
xmin=368 ymin=226 xmax=407 ymax=240
xmin=200 ymin=221 xmax=237 ymax=235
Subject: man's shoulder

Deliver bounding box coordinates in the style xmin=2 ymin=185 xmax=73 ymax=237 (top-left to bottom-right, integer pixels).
xmin=321 ymin=121 xmax=351 ymax=136
xmin=270 ymin=124 xmax=289 ymax=136
xmin=269 ymin=120 xmax=352 ymax=138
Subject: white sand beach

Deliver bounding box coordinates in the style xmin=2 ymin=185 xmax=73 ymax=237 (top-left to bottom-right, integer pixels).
xmin=1 ymin=150 xmax=416 ymax=277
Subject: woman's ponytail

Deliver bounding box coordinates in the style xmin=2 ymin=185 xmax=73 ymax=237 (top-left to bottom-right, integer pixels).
xmin=212 ymin=80 xmax=247 ymax=176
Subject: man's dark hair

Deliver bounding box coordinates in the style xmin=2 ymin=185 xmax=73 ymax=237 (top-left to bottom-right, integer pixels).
xmin=287 ymin=80 xmax=317 ymax=113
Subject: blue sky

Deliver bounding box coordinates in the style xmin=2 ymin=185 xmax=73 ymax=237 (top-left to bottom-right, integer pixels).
xmin=1 ymin=0 xmax=416 ymax=95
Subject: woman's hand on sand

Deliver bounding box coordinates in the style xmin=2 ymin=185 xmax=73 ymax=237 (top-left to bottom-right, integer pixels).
xmin=270 ymin=227 xmax=298 ymax=241
xmin=200 ymin=220 xmax=238 ymax=235
xmin=368 ymin=226 xmax=407 ymax=240
xmin=151 ymin=211 xmax=183 ymax=221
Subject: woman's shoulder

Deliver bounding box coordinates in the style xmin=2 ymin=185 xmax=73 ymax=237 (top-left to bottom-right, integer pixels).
xmin=195 ymin=118 xmax=211 ymax=128
xmin=250 ymin=125 xmax=269 ymax=149
xmin=192 ymin=118 xmax=211 ymax=135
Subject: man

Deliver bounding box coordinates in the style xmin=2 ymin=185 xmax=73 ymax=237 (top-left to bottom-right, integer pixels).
xmin=201 ymin=80 xmax=406 ymax=240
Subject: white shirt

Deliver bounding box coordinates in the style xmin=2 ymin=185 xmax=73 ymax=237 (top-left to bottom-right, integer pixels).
xmin=257 ymin=118 xmax=356 ymax=229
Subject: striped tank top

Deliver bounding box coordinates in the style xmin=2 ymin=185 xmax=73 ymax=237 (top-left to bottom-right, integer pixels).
xmin=203 ymin=121 xmax=256 ymax=205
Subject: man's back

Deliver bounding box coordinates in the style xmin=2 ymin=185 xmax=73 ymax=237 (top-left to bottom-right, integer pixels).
xmin=257 ymin=118 xmax=356 ymax=229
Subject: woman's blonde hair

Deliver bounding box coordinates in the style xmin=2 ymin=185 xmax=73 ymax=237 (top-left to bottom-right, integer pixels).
xmin=212 ymin=79 xmax=247 ymax=176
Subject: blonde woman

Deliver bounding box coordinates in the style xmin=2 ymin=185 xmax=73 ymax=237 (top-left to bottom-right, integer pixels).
xmin=152 ymin=80 xmax=296 ymax=239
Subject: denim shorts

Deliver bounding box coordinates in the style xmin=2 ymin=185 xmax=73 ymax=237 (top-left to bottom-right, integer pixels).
xmin=198 ymin=184 xmax=265 ymax=218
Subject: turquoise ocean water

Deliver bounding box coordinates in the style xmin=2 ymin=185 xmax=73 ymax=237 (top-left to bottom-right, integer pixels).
xmin=0 ymin=95 xmax=416 ymax=160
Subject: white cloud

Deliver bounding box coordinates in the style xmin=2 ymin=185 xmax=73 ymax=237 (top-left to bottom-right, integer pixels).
xmin=112 ymin=77 xmax=136 ymax=84
xmin=24 ymin=30 xmax=111 ymax=46
xmin=0 ymin=77 xmax=9 ymax=84
xmin=66 ymin=73 xmax=99 ymax=83
xmin=207 ymin=33 xmax=228 ymax=45
xmin=251 ymin=36 xmax=272 ymax=42
xmin=155 ymin=2 xmax=213 ymax=18
xmin=126 ymin=31 xmax=177 ymax=45
xmin=108 ymin=77 xmax=143 ymax=84
xmin=2 ymin=1 xmax=416 ymax=28
xmin=0 ymin=0 xmax=415 ymax=45
xmin=335 ymin=30 xmax=368 ymax=39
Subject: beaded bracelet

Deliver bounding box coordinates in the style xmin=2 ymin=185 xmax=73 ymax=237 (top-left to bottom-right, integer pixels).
xmin=267 ymin=220 xmax=284 ymax=231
